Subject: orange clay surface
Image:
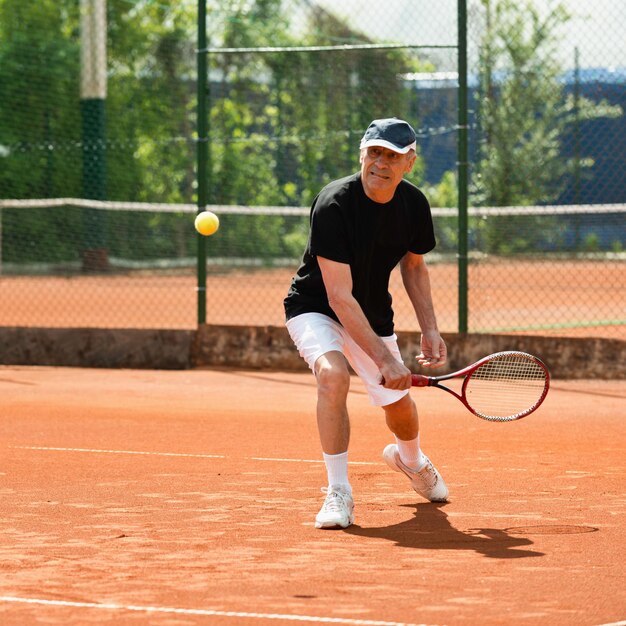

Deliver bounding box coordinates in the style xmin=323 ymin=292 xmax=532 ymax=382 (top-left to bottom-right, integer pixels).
xmin=1 ymin=260 xmax=624 ymax=339
xmin=1 ymin=366 xmax=625 ymax=626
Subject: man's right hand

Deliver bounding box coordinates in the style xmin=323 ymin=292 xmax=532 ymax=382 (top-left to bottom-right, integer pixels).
xmin=379 ymin=359 xmax=412 ymax=390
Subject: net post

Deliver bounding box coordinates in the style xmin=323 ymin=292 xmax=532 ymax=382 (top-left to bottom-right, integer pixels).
xmin=457 ymin=0 xmax=469 ymax=334
xmin=196 ymin=0 xmax=208 ymax=325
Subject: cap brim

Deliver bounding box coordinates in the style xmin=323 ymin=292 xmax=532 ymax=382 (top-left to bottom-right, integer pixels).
xmin=360 ymin=139 xmax=417 ymax=154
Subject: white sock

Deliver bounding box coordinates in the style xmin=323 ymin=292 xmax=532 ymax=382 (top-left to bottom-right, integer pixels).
xmin=323 ymin=451 xmax=351 ymax=493
xmin=395 ymin=435 xmax=426 ymax=471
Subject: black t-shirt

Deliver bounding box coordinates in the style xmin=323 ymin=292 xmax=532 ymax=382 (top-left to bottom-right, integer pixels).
xmin=284 ymin=172 xmax=436 ymax=336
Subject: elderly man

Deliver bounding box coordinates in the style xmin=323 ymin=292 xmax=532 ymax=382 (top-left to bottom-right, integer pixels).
xmin=284 ymin=118 xmax=448 ymax=529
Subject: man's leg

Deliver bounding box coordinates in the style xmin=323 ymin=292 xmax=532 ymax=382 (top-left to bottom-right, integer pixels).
xmin=383 ymin=393 xmax=419 ymax=445
xmin=315 ymin=350 xmax=351 ymax=454
xmin=383 ymin=394 xmax=448 ymax=502
xmin=313 ymin=350 xmax=354 ymax=529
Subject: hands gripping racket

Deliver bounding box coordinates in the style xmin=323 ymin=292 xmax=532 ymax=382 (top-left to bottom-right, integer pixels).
xmin=412 ymin=351 xmax=550 ymax=422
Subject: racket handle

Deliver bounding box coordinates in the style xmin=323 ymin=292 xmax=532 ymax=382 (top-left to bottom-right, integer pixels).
xmin=411 ymin=374 xmax=430 ymax=387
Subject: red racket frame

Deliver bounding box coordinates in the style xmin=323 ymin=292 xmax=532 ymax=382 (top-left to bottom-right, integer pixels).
xmin=411 ymin=351 xmax=550 ymax=421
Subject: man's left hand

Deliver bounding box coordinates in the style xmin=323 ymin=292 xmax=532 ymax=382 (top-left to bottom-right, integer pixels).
xmin=416 ymin=331 xmax=447 ymax=368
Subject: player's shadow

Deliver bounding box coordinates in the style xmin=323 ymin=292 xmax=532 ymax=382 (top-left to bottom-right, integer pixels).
xmin=344 ymin=503 xmax=544 ymax=559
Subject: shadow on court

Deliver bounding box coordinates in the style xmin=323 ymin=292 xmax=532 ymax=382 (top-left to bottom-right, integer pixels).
xmin=344 ymin=502 xmax=544 ymax=559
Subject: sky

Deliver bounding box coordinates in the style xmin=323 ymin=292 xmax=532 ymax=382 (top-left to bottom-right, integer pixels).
xmin=312 ymin=0 xmax=626 ymax=71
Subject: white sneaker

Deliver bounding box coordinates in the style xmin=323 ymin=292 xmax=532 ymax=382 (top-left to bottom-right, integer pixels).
xmin=383 ymin=444 xmax=448 ymax=502
xmin=314 ymin=485 xmax=355 ymax=529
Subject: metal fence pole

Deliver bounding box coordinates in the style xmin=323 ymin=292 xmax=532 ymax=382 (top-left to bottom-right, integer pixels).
xmin=196 ymin=0 xmax=208 ymax=325
xmin=457 ymin=0 xmax=469 ymax=333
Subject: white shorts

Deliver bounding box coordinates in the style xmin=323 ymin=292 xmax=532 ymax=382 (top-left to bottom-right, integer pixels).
xmin=286 ymin=312 xmax=409 ymax=407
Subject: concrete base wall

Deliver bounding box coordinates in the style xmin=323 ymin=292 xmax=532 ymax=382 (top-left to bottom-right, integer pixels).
xmin=0 ymin=327 xmax=194 ymax=370
xmin=0 ymin=325 xmax=624 ymax=379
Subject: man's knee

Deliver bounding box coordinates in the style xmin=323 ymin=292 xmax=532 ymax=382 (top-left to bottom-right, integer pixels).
xmin=315 ymin=353 xmax=350 ymax=399
xmin=383 ymin=393 xmax=416 ymax=421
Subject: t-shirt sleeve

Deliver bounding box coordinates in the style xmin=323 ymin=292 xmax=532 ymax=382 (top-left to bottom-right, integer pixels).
xmin=408 ymin=189 xmax=436 ymax=255
xmin=308 ymin=196 xmax=352 ymax=264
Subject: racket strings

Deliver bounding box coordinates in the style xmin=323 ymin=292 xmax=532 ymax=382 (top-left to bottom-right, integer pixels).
xmin=466 ymin=353 xmax=548 ymax=421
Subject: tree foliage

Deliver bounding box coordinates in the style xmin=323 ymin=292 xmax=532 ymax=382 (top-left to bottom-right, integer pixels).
xmin=467 ymin=0 xmax=622 ymax=253
xmin=1 ymin=1 xmax=620 ymax=265
xmin=0 ymin=0 xmax=432 ymax=264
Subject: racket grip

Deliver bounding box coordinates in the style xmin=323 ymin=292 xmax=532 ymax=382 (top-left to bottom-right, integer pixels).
xmin=411 ymin=374 xmax=430 ymax=387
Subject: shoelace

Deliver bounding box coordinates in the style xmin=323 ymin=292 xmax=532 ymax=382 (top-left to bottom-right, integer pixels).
xmin=415 ymin=462 xmax=438 ymax=488
xmin=399 ymin=456 xmax=438 ymax=489
xmin=320 ymin=488 xmax=350 ymax=512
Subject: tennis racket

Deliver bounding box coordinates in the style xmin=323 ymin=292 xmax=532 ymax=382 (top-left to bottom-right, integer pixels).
xmin=411 ymin=351 xmax=550 ymax=422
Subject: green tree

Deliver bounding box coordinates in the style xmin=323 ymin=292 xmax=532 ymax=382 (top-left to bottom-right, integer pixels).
xmin=0 ymin=0 xmax=436 ymax=264
xmin=0 ymin=0 xmax=83 ymax=263
xmin=206 ymin=0 xmax=432 ymax=258
xmin=473 ymin=0 xmax=574 ymax=207
xmin=0 ymin=0 xmax=81 ymax=200
xmin=471 ymin=0 xmax=622 ymax=253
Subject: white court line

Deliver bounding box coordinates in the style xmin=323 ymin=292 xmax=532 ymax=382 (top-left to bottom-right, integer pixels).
xmin=595 ymin=622 xmax=626 ymax=626
xmin=250 ymin=456 xmax=377 ymax=466
xmin=10 ymin=446 xmax=226 ymax=459
xmin=0 ymin=596 xmax=432 ymax=626
xmin=9 ymin=446 xmax=379 ymax=466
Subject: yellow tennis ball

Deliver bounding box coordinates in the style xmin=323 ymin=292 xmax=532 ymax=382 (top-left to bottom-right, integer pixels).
xmin=194 ymin=211 xmax=219 ymax=236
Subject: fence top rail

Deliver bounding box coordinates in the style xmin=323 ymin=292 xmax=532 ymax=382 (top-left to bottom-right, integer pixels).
xmin=199 ymin=43 xmax=457 ymax=54
xmin=1 ymin=198 xmax=624 ymax=217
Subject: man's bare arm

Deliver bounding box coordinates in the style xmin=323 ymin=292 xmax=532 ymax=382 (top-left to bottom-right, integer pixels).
xmin=400 ymin=252 xmax=447 ymax=368
xmin=318 ymin=256 xmax=411 ymax=389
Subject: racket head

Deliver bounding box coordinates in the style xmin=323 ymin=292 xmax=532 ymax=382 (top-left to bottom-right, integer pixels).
xmin=460 ymin=351 xmax=550 ymax=422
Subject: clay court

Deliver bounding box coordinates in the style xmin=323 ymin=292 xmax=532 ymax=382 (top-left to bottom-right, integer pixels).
xmin=1 ymin=366 xmax=625 ymax=625
xmin=1 ymin=259 xmax=624 ymax=339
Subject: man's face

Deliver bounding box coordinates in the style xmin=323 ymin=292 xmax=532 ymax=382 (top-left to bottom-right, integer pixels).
xmin=360 ymin=146 xmax=416 ymax=203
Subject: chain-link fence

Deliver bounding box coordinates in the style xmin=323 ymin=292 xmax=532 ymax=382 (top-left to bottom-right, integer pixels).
xmin=0 ymin=1 xmax=624 ymax=339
